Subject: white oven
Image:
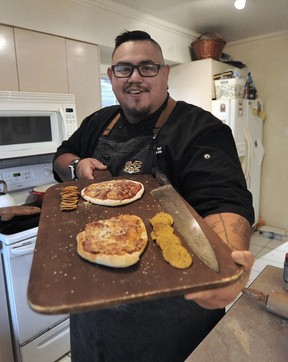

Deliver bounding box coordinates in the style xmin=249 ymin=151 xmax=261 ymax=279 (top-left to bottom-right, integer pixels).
xmin=1 ymin=231 xmax=70 ymax=362
xmin=0 ymin=91 xmax=78 ymax=362
xmin=0 ymin=164 xmax=71 ymax=362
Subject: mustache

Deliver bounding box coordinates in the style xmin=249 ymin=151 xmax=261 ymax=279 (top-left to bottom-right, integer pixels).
xmin=123 ymin=86 xmax=149 ymax=93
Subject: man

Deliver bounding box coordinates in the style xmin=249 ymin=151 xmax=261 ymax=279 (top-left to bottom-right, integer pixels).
xmin=54 ymin=30 xmax=254 ymax=361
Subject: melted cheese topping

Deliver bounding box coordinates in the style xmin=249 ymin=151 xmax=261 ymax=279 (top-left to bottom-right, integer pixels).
xmin=83 ymin=214 xmax=146 ymax=256
xmin=84 ymin=180 xmax=143 ymax=201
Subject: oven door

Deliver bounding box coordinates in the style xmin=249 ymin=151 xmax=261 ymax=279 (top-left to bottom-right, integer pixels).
xmin=2 ymin=237 xmax=70 ymax=361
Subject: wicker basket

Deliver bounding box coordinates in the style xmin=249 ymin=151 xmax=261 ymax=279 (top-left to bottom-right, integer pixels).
xmin=191 ymin=33 xmax=226 ymax=60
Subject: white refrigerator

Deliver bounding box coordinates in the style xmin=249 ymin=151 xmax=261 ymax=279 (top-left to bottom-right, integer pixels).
xmin=212 ymin=99 xmax=265 ymax=225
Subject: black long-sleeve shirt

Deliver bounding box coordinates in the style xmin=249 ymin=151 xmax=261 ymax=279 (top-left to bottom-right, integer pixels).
xmin=54 ymin=100 xmax=254 ymax=225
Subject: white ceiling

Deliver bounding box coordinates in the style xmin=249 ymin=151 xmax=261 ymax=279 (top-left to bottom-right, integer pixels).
xmin=113 ymin=0 xmax=288 ymax=42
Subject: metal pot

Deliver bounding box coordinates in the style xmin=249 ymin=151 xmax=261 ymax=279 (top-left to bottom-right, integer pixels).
xmin=0 ymin=180 xmax=16 ymax=208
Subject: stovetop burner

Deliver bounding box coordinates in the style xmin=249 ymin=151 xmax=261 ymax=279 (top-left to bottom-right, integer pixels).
xmin=0 ymin=213 xmax=40 ymax=235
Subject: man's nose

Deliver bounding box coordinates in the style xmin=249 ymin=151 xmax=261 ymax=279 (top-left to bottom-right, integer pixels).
xmin=128 ymin=67 xmax=143 ymax=80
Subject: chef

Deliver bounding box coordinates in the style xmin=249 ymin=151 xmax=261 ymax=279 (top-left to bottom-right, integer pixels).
xmin=53 ymin=30 xmax=254 ymax=362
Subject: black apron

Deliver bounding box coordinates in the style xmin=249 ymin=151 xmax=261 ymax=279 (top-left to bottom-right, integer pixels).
xmin=92 ymin=97 xmax=176 ymax=176
xmin=70 ymin=96 xmax=226 ymax=362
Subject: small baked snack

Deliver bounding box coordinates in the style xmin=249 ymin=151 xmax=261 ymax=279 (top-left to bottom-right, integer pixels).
xmin=76 ymin=214 xmax=148 ymax=268
xmin=60 ymin=185 xmax=79 ymax=211
xmin=81 ymin=179 xmax=144 ymax=206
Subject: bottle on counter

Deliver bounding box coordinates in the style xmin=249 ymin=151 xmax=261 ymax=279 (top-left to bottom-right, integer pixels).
xmin=284 ymin=253 xmax=288 ymax=283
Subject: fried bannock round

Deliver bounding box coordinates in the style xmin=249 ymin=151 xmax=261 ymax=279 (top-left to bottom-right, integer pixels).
xmin=149 ymin=211 xmax=192 ymax=269
xmin=149 ymin=211 xmax=174 ymax=227
xmin=150 ymin=224 xmax=174 ymax=241
xmin=162 ymin=244 xmax=192 ymax=269
xmin=155 ymin=233 xmax=182 ymax=251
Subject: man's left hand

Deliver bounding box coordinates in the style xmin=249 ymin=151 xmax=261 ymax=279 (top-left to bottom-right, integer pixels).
xmin=184 ymin=250 xmax=254 ymax=309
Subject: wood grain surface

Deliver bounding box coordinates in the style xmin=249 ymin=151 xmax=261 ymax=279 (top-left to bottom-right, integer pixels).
xmin=28 ymin=173 xmax=243 ymax=314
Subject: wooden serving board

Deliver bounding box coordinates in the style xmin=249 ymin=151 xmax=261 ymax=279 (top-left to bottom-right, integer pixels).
xmin=28 ymin=173 xmax=243 ymax=315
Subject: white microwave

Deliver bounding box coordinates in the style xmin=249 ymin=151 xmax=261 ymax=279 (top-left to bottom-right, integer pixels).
xmin=0 ymin=91 xmax=78 ymax=159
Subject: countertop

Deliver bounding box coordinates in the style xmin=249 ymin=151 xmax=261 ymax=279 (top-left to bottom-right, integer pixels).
xmin=186 ymin=265 xmax=288 ymax=362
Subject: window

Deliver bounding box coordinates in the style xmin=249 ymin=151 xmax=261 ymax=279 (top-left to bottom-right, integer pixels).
xmin=101 ymin=77 xmax=118 ymax=107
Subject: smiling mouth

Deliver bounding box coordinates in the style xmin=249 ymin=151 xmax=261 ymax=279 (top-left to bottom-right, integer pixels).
xmin=127 ymin=90 xmax=141 ymax=95
xmin=125 ymin=88 xmax=146 ymax=95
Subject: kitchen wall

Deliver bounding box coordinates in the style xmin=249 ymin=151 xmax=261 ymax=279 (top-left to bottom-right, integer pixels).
xmin=225 ymin=34 xmax=288 ymax=232
xmin=0 ymin=0 xmax=287 ymax=231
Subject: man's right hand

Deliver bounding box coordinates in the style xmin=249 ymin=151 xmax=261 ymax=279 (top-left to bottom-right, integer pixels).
xmin=75 ymin=158 xmax=107 ymax=180
xmin=54 ymin=154 xmax=108 ymax=181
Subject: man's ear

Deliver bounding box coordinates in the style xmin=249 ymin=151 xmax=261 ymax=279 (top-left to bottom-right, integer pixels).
xmin=107 ymin=67 xmax=113 ymax=81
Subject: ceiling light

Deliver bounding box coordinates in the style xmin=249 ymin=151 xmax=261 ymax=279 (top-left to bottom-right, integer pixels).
xmin=234 ymin=0 xmax=246 ymax=10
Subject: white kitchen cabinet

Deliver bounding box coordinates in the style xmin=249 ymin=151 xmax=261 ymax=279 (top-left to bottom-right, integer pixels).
xmin=66 ymin=39 xmax=101 ymax=125
xmin=0 ymin=25 xmax=101 ymax=126
xmin=14 ymin=28 xmax=69 ymax=93
xmin=168 ymin=59 xmax=235 ymax=111
xmin=0 ymin=24 xmax=18 ymax=90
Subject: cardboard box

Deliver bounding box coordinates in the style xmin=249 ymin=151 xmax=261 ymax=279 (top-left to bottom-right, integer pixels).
xmin=214 ymin=78 xmax=246 ymax=99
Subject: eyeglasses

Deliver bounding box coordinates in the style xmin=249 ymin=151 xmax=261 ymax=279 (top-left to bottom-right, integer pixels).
xmin=111 ymin=63 xmax=165 ymax=78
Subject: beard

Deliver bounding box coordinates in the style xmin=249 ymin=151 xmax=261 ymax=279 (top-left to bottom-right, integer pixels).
xmin=127 ymin=106 xmax=150 ymax=122
xmin=123 ymin=103 xmax=152 ymax=124
xmin=116 ymin=86 xmax=155 ymax=123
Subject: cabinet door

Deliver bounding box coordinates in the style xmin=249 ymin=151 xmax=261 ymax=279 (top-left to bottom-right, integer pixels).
xmin=169 ymin=59 xmax=232 ymax=111
xmin=0 ymin=24 xmax=18 ymax=90
xmin=15 ymin=28 xmax=68 ymax=93
xmin=66 ymin=39 xmax=101 ymax=125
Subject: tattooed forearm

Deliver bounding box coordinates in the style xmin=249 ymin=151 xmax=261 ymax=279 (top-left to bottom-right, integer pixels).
xmin=204 ymin=213 xmax=252 ymax=251
xmin=207 ymin=214 xmax=230 ymax=244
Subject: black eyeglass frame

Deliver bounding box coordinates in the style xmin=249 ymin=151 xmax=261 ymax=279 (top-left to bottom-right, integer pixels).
xmin=111 ymin=63 xmax=165 ymax=78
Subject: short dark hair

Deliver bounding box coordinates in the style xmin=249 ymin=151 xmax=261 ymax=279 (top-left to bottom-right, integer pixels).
xmin=115 ymin=30 xmax=152 ymax=47
xmin=112 ymin=30 xmax=164 ymax=60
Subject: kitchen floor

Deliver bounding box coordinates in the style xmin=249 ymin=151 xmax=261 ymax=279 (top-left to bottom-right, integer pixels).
xmin=56 ymin=231 xmax=288 ymax=362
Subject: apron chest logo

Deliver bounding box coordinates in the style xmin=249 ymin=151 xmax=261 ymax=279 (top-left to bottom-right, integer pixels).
xmin=123 ymin=160 xmax=142 ymax=174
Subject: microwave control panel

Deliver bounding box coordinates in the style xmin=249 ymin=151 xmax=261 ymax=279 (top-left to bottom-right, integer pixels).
xmin=63 ymin=105 xmax=78 ymax=138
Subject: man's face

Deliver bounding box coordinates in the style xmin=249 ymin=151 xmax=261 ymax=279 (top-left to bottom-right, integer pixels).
xmin=107 ymin=41 xmax=170 ymax=123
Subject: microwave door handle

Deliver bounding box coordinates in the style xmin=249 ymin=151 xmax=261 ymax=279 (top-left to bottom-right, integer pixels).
xmin=11 ymin=244 xmax=35 ymax=256
xmin=57 ymin=107 xmax=66 ymax=138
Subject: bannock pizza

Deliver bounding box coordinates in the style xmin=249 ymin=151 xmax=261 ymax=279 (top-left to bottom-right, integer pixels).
xmin=76 ymin=214 xmax=148 ymax=268
xmin=81 ymin=179 xmax=144 ymax=206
